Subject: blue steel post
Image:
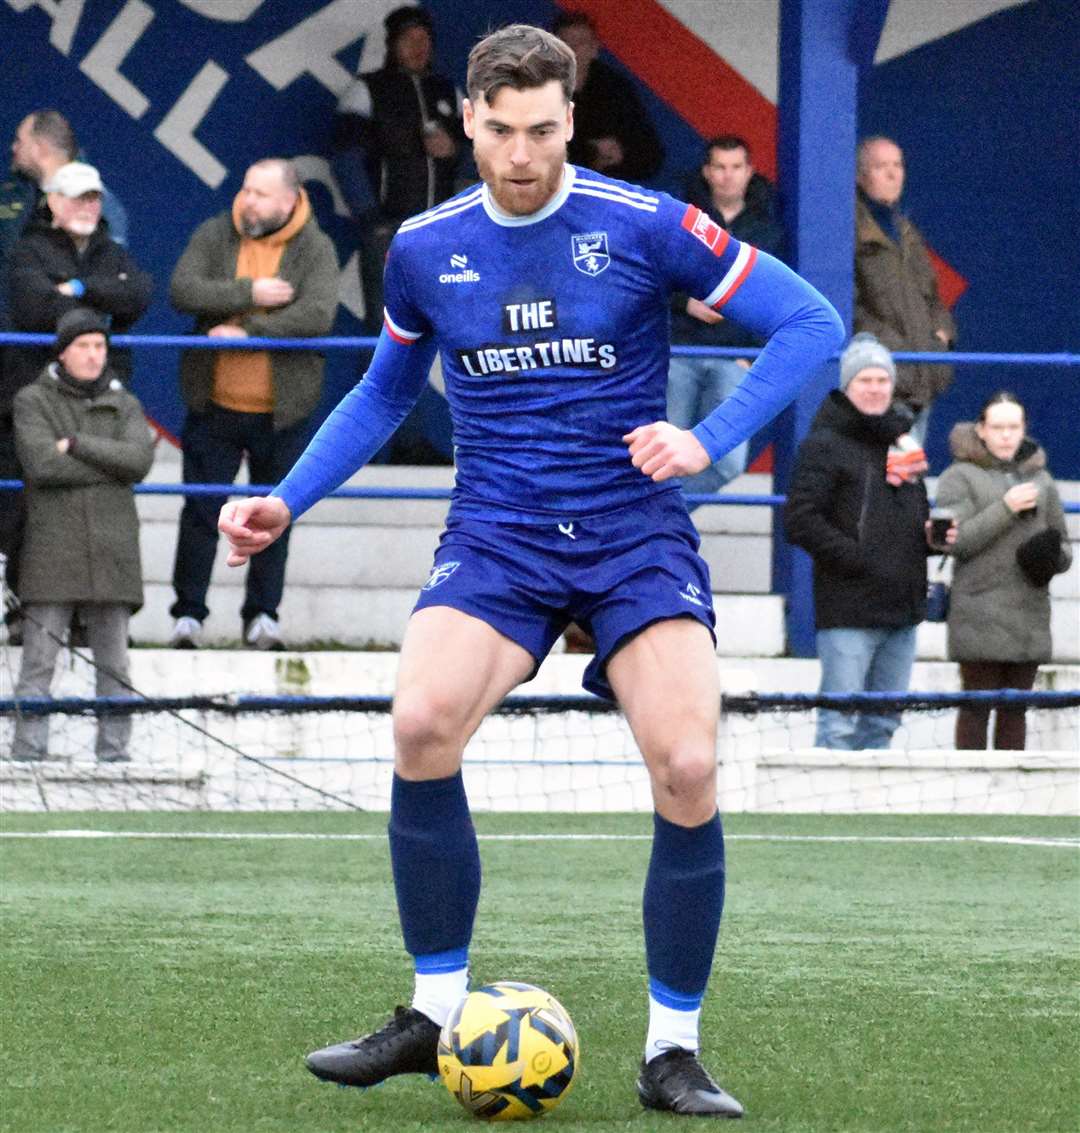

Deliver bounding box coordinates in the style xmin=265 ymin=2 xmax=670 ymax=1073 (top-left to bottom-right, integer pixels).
xmin=774 ymin=0 xmax=871 ymax=656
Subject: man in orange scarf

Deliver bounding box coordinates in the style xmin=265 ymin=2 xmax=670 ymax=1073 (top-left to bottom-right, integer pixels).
xmin=169 ymin=158 xmax=338 ymax=650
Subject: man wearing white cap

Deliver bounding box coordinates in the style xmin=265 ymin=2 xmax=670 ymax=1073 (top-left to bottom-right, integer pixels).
xmin=7 ymin=160 xmax=152 ymax=394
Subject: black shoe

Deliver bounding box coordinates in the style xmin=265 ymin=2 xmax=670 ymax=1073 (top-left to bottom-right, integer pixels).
xmin=305 ymin=1006 xmax=440 ymax=1088
xmin=637 ymin=1048 xmax=744 ymax=1118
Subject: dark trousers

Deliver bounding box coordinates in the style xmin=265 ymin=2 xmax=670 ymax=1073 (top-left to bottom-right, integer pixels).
xmin=357 ymin=215 xmax=401 ymax=335
xmin=956 ymin=660 xmax=1040 ymax=750
xmin=170 ymin=406 xmax=308 ymax=625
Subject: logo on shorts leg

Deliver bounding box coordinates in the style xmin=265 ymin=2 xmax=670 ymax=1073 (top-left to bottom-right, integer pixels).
xmin=423 ymin=561 xmax=461 ymax=591
xmin=679 ymin=581 xmax=707 ymax=608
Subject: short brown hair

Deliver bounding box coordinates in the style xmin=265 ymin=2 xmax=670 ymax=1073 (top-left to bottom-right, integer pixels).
xmin=28 ymin=110 xmax=78 ymax=160
xmin=466 ymin=24 xmax=576 ymax=105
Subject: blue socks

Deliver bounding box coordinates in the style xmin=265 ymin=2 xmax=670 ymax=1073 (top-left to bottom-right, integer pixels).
xmin=390 ymin=772 xmax=479 ymax=1022
xmin=643 ymin=810 xmax=726 ymax=1014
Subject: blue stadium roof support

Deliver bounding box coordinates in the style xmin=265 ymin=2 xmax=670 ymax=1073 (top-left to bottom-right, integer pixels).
xmin=775 ymin=0 xmax=861 ymax=658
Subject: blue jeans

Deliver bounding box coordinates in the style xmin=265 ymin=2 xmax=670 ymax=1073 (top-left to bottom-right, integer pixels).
xmin=815 ymin=626 xmax=917 ymax=749
xmin=667 ymin=356 xmax=749 ymax=496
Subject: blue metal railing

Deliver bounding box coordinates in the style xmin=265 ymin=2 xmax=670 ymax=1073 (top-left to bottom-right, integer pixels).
xmin=2 ymin=329 xmax=1078 ymax=367
xmin=2 ymin=690 xmax=1077 ymax=716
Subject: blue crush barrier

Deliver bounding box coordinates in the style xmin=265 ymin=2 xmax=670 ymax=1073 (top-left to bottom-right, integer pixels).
xmin=1 ymin=334 xmax=1076 ymax=513
xmin=2 ymin=690 xmax=1077 ymax=717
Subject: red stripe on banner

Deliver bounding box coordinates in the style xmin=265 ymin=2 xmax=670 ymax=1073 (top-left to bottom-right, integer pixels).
xmin=557 ymin=0 xmax=778 ymax=178
xmin=559 ymin=1 xmax=967 ymax=309
xmin=927 ymin=248 xmax=968 ymax=309
xmin=148 ymin=417 xmax=180 ymax=448
xmin=749 ymin=444 xmax=774 ymax=473
xmin=714 ymin=247 xmax=758 ymax=307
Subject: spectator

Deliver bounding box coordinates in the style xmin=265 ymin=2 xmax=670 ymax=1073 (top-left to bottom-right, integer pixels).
xmin=668 ymin=136 xmax=786 ymax=497
xmin=11 ymin=308 xmax=153 ymax=762
xmin=935 ymin=392 xmax=1072 ymax=750
xmin=168 ymin=157 xmax=338 ymax=651
xmin=784 ymin=334 xmax=938 ymax=750
xmin=3 ymin=161 xmax=151 ymax=631
xmin=854 ymin=136 xmax=956 ymax=443
xmin=333 ymin=4 xmax=463 ymax=335
xmin=2 ymin=111 xmax=129 ymax=318
xmin=8 ymin=161 xmax=151 ymax=392
xmin=553 ymin=11 xmax=663 ymax=182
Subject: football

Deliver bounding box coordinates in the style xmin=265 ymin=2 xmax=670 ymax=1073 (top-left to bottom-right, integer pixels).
xmin=437 ymin=981 xmax=579 ymax=1121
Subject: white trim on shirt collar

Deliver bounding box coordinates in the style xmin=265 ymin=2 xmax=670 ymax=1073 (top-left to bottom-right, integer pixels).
xmin=481 ymin=164 xmax=575 ymax=227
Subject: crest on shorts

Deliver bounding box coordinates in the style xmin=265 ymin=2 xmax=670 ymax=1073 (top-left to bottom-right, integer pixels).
xmin=423 ymin=560 xmax=460 ymax=591
xmin=571 ymin=231 xmax=610 ymax=276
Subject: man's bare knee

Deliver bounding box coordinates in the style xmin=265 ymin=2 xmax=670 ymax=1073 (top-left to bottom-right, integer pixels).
xmin=393 ymin=690 xmax=467 ymax=776
xmin=649 ymin=746 xmax=717 ymax=811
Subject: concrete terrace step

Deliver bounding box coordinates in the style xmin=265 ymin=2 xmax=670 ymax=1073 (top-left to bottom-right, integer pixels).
xmin=132 ymin=445 xmax=1079 ymax=658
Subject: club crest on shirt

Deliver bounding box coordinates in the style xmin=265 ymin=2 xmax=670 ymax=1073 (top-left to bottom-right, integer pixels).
xmin=422 ymin=560 xmax=461 ymax=591
xmin=571 ymin=231 xmax=610 ymax=277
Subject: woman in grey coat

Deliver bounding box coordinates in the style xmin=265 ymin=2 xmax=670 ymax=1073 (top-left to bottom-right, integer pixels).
xmin=935 ymin=392 xmax=1072 ymax=749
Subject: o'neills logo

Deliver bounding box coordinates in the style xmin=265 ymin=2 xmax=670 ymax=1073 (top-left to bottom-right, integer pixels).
xmin=439 ymin=254 xmax=480 ymax=283
xmin=438 ymin=267 xmax=481 ymax=283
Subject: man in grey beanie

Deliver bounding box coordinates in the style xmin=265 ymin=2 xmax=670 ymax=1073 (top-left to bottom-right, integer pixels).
xmin=784 ymin=333 xmax=939 ymax=749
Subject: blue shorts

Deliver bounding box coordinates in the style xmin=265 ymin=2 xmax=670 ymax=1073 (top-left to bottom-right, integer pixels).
xmin=412 ymin=491 xmax=716 ymax=700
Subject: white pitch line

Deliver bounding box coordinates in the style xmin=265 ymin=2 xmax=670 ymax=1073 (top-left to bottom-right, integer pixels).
xmin=0 ymin=830 xmax=1077 ymax=848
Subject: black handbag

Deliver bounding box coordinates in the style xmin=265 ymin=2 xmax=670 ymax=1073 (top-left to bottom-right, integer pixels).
xmin=926 ymin=557 xmax=950 ymax=622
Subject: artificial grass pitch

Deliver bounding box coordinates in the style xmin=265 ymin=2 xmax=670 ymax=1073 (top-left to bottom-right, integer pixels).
xmin=1 ymin=812 xmax=1077 ymax=1132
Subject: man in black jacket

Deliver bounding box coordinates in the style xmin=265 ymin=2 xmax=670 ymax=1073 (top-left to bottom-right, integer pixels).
xmin=333 ymin=4 xmax=463 ymax=335
xmin=553 ymin=11 xmax=663 ymax=183
xmin=7 ymin=161 xmax=151 ymax=393
xmin=783 ymin=334 xmax=931 ymax=749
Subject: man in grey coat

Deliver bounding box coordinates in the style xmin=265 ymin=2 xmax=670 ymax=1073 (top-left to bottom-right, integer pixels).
xmin=11 ymin=308 xmax=154 ymax=762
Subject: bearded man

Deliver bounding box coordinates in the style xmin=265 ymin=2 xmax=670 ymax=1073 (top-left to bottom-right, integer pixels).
xmin=167 ymin=158 xmax=338 ymax=650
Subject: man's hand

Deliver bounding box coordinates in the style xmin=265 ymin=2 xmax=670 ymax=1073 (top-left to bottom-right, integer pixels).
xmin=208 ymin=324 xmax=248 ymax=338
xmin=422 ymin=125 xmax=456 ymax=160
xmin=686 ymin=297 xmax=723 ymax=326
xmin=1004 ymin=483 xmax=1038 ymax=514
xmin=623 ymin=422 xmax=712 ymax=482
xmin=251 ymin=277 xmax=295 ymax=307
xmin=590 ymin=136 xmax=624 ymax=171
xmin=218 ymin=496 xmax=292 ymax=567
xmin=56 ymin=437 xmax=70 ymax=453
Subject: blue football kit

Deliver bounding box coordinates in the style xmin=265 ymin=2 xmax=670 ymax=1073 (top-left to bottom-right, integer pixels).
xmin=276 ymin=164 xmax=842 ymax=694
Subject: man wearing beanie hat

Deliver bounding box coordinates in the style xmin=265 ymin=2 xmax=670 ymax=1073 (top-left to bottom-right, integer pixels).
xmin=10 ymin=307 xmax=154 ymax=761
xmin=785 ymin=333 xmax=945 ymax=750
xmin=54 ymin=306 xmax=109 ymax=354
xmin=332 ymin=4 xmax=463 ymax=336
